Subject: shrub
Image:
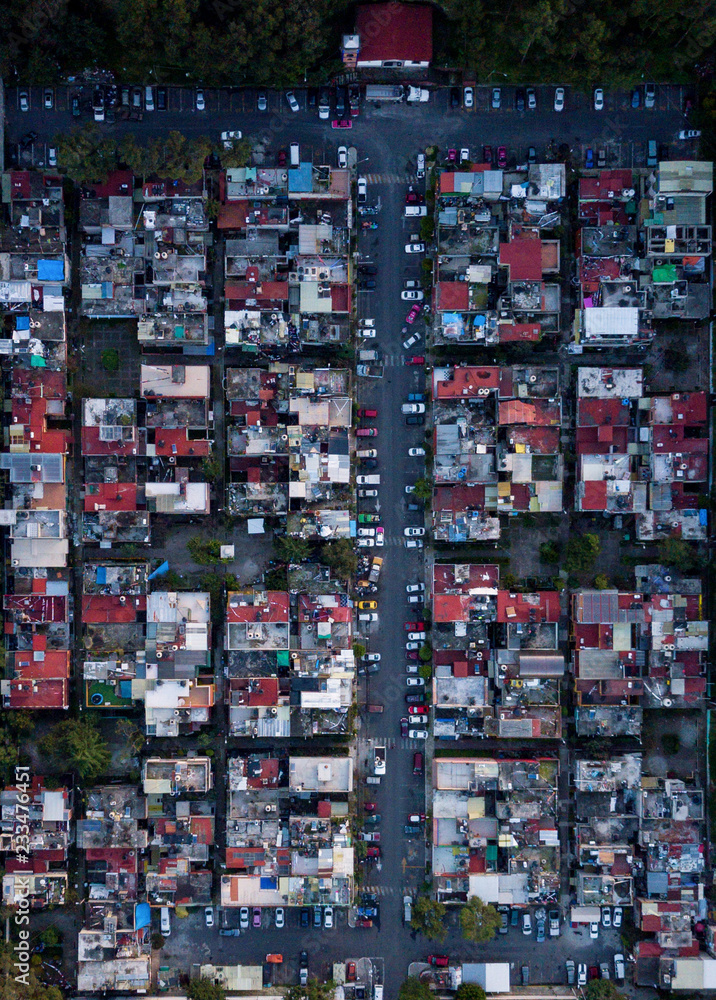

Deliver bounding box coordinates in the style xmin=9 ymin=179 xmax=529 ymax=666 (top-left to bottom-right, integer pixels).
xmin=100 ymin=348 xmax=119 ymax=372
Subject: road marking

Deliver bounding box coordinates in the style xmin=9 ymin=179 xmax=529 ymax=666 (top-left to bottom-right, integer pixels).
xmin=364 ymin=173 xmax=418 ymax=185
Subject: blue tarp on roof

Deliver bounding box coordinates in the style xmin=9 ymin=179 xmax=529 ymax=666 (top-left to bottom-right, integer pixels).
xmin=135 ymin=902 xmax=152 ymax=930
xmin=96 ymin=567 xmax=107 ymax=584
xmin=37 ymin=260 xmax=64 ymax=282
xmin=15 ymin=316 xmax=30 ymax=331
xmin=288 ymin=163 xmax=312 ymax=193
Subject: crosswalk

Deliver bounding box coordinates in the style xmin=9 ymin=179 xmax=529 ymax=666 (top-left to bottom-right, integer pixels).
xmin=360 ymin=884 xmax=420 ymax=897
xmin=364 ymin=172 xmax=419 ymax=186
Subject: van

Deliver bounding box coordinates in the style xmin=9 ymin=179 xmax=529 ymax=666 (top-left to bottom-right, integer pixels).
xmin=403 ymin=896 xmax=412 ymax=923
xmin=413 ymin=752 xmax=423 ymax=775
xmin=404 ymin=206 xmax=427 ymax=217
xmin=647 ymin=140 xmax=657 ymax=167
xmin=613 ymin=954 xmax=625 ymax=980
xmin=290 ymin=143 xmax=300 ymax=167
xmin=145 ymin=86 xmax=155 ymax=112
xmin=160 ymin=906 xmax=171 ymax=936
xmin=374 ymin=987 xmax=384 ymax=1000
xmin=356 ymin=475 xmax=380 ymax=485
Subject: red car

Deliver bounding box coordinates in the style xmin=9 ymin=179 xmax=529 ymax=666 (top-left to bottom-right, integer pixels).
xmin=405 ymin=305 xmax=421 ymax=324
xmin=428 ymin=955 xmax=449 ymax=967
xmin=366 ymin=846 xmax=381 ymax=858
xmin=277 ymin=150 xmax=287 ymax=167
xmin=346 ymin=962 xmax=356 ymax=982
xmin=409 ymin=706 xmax=428 ymax=715
xmin=400 ymin=717 xmax=409 ymax=737
xmin=358 ymin=408 xmax=378 ymax=418
xmin=406 ymin=651 xmax=419 ymax=660
xmin=332 ymin=119 xmax=352 ymax=129
xmin=405 ymin=621 xmax=426 ymax=630
xmin=482 ymin=145 xmax=492 ymax=164
xmin=356 ymin=427 xmax=377 ymax=436
xmin=406 ymin=355 xmax=425 ymax=366
xmin=447 ymin=149 xmax=457 ymax=163
xmin=356 ymin=917 xmax=373 ymax=928
xmin=497 ymin=146 xmax=507 ymax=168
xmin=364 ymin=802 xmax=377 ymax=813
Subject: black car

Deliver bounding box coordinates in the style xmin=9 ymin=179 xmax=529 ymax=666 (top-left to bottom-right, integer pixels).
xmin=359 ymin=279 xmax=377 ymax=289
xmin=450 ymin=87 xmax=460 ymax=109
xmin=406 ymin=415 xmax=425 ymax=425
xmin=360 ymin=458 xmax=378 ymax=469
xmin=313 ymin=906 xmax=322 ymax=928
xmin=406 ymin=693 xmax=426 ymax=704
xmin=157 ymin=86 xmax=167 ymax=111
xmin=359 ymin=264 xmax=378 ymax=275
xmin=263 ymin=965 xmax=272 ymax=987
xmin=335 ymin=86 xmax=347 ymax=116
xmin=482 ymin=145 xmax=492 ymax=164
xmin=300 ymin=908 xmax=310 ymax=928
xmin=527 ymin=146 xmax=537 ymax=164
xmin=307 ymin=87 xmax=318 ymax=108
xmin=71 ymin=96 xmax=81 ymax=117
xmin=515 ymin=88 xmax=526 ymax=112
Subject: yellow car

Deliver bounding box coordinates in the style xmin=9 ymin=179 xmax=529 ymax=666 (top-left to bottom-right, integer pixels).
xmin=358 ymin=600 xmax=377 ymax=610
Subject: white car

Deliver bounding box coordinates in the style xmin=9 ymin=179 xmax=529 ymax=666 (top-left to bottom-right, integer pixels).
xmin=491 ymin=87 xmax=501 ymax=109
xmin=406 ymin=583 xmax=424 ymax=592
xmin=678 ymin=129 xmax=701 ymax=140
xmin=361 ymin=328 xmax=376 ymax=338
xmin=463 ymin=86 xmax=474 ymax=109
xmin=401 ymin=290 xmax=424 ymax=301
xmin=408 ymin=631 xmax=426 ymax=640
xmin=406 ymin=664 xmax=419 ymax=674
xmin=275 ymin=907 xmax=285 ymax=928
xmin=405 ymin=538 xmax=424 ymax=549
xmin=362 ymin=318 xmax=375 ymax=327
xmin=240 ymin=907 xmax=250 ymax=930
xmin=594 ymin=87 xmax=604 ymax=110
xmin=406 ymin=674 xmax=424 ymax=683
xmin=358 ymin=489 xmax=377 ymax=498
xmin=408 ymin=447 xmax=426 ymax=457
xmin=324 ymin=906 xmax=334 ymax=929
xmin=460 ymin=148 xmax=470 ymax=162
xmin=403 ymin=332 xmax=421 ymax=350
xmin=357 ymin=177 xmax=367 ymax=203
xmin=285 ymin=91 xmax=299 ymax=112
xmin=405 ymin=485 xmax=416 ymax=494
xmin=404 ymin=528 xmax=425 ymax=537
xmin=402 ymin=403 xmax=425 ymax=414
xmin=48 ymin=147 xmax=57 ymax=168
xmin=578 ymin=964 xmax=587 ymax=987
xmin=416 ymin=153 xmax=425 ymax=178
xmin=376 ymin=528 xmax=385 ymax=547
xmin=590 ymin=921 xmax=599 ymax=939
xmin=363 ymin=653 xmax=381 ymax=662
xmin=554 ymin=87 xmax=565 ymax=112
xmin=358 ymin=527 xmax=375 ymax=537
xmin=195 ymin=89 xmax=205 ymax=111
xmin=221 ymin=129 xmax=243 ymax=148
xmin=405 ymin=243 xmax=425 ymax=254
xmin=359 ymin=612 xmax=378 ymax=622
xmin=602 ymin=907 xmax=611 ymax=928
xmin=409 ymin=729 xmax=428 ymax=739
xmin=337 ymin=146 xmax=348 ymax=168
xmin=613 ymin=906 xmax=623 ymax=928
xmin=357 ymin=538 xmax=375 ymax=548
xmin=204 ymin=906 xmax=214 ymax=927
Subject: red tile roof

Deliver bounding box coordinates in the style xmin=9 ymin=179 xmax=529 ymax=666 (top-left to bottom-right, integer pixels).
xmin=154 ymin=428 xmax=211 ymax=458
xmin=433 ymin=484 xmax=486 ymax=512
xmin=4 ymin=595 xmax=66 ymax=622
xmin=355 ymin=3 xmax=433 ymax=63
xmin=81 ymin=594 xmax=146 ymax=623
xmin=84 ymin=483 xmax=138 ymax=512
xmin=580 ymin=481 xmax=608 ymax=510
xmin=437 ymin=282 xmax=470 ymax=311
xmin=227 ymin=591 xmax=289 ymax=622
xmin=81 ymin=425 xmax=139 ymax=457
xmin=6 ymin=677 xmax=68 ymax=709
xmin=225 ymin=281 xmax=289 ymax=303
xmin=499 ymin=233 xmax=543 ymax=281
xmin=578 ymin=170 xmax=634 ymax=201
xmin=498 ymin=322 xmax=541 ymax=342
xmin=496 ymin=591 xmax=561 ymax=623
xmin=499 ymin=399 xmax=560 ymax=426
xmin=434 ymin=366 xmax=499 ymax=399
xmin=89 ymin=170 xmax=134 ymax=199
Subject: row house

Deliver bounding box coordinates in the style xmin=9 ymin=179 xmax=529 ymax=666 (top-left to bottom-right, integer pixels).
xmin=222 ymin=753 xmax=353 ymax=910
xmin=431 ymin=364 xmax=563 ymax=540
xmin=575 ymin=367 xmax=708 ymax=542
xmin=434 ymin=162 xmax=564 ymax=346
xmin=79 ymin=171 xmax=212 ymax=353
xmin=1 ymin=775 xmax=71 ymax=909
xmin=431 ymin=756 xmax=560 ymax=907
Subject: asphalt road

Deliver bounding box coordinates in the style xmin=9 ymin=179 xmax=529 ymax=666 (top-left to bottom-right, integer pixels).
xmin=5 ymin=83 xmax=695 ymax=173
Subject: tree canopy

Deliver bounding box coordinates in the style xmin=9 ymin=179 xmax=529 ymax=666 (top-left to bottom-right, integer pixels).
xmin=188 ymin=979 xmax=226 ymax=1000
xmin=410 ymin=895 xmax=447 ymax=941
xmin=0 ymin=942 xmax=65 ymax=1000
xmin=585 ymin=982 xmax=627 ymax=1000
xmin=41 ymin=718 xmax=111 ymax=782
xmin=455 ymin=985 xmax=487 ymax=1000
xmin=398 ymin=978 xmax=432 ymax=1000
xmin=459 ymin=896 xmax=501 ymax=942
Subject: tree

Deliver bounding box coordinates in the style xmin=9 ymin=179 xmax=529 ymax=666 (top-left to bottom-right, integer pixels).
xmin=187 ymin=537 xmax=222 ymax=565
xmin=100 ymin=349 xmax=119 ymax=373
xmin=564 ymin=533 xmax=601 ymax=574
xmin=42 ymin=719 xmax=111 ymax=782
xmin=459 ymin=895 xmax=501 ymax=942
xmin=398 ymin=978 xmax=432 ymax=1000
xmin=594 ymin=573 xmax=610 ymax=590
xmin=276 ymin=536 xmax=311 ymax=564
xmin=413 ymin=478 xmax=433 ymax=503
xmin=411 ymin=894 xmax=447 ymax=941
xmin=658 ymin=536 xmax=702 ymax=573
xmin=320 ymin=539 xmax=357 ymax=580
xmin=585 ymin=982 xmax=627 ymax=1000
xmin=285 ymin=983 xmax=334 ymax=1000
xmin=0 ymin=939 xmax=65 ymax=1000
xmin=188 ymin=979 xmax=226 ymax=1000
xmin=455 ymin=986 xmax=487 ymax=1000
xmin=418 ymin=644 xmax=432 ymax=663
xmin=539 ymin=540 xmax=561 ymax=564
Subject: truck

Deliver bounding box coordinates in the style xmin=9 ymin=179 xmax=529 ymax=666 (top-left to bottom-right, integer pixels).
xmin=358 ymin=349 xmax=380 ymax=362
xmin=368 ymin=557 xmax=383 ymax=583
xmin=365 ymin=85 xmax=404 ymax=103
xmin=406 ymin=86 xmax=430 ymax=103
xmin=357 ymin=364 xmax=384 ymax=378
xmin=374 ymin=746 xmax=386 ymax=776
xmin=356 ymin=475 xmax=380 ymax=485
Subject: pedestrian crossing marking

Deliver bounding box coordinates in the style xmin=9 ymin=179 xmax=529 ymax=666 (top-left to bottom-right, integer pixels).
xmin=364 ymin=173 xmax=418 ymax=185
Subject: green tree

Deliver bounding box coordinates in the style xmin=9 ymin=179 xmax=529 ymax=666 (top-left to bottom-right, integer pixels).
xmin=221 ymin=138 xmax=253 ymax=169
xmin=39 ymin=927 xmax=61 ymax=948
xmin=285 ymin=982 xmax=334 ymax=1000
xmin=564 ymin=533 xmax=601 ymax=574
xmin=455 ymin=986 xmax=487 ymax=1000
xmin=187 ymin=537 xmax=222 ymax=565
xmin=459 ymin=895 xmax=501 ymax=942
xmin=41 ymin=719 xmax=111 ymax=782
xmin=594 ymin=573 xmax=610 ymax=590
xmin=418 ymin=644 xmax=432 ymax=663
xmin=413 ymin=478 xmax=433 ymax=503
xmin=0 ymin=939 xmax=65 ymax=1000
xmin=398 ymin=978 xmax=432 ymax=1000
xmin=188 ymin=979 xmax=226 ymax=1000
xmin=658 ymin=536 xmax=702 ymax=573
xmin=320 ymin=539 xmax=357 ymax=580
xmin=539 ymin=540 xmax=561 ymax=564
xmin=585 ymin=982 xmax=627 ymax=1000
xmin=276 ymin=536 xmax=311 ymax=564
xmin=411 ymin=894 xmax=447 ymax=941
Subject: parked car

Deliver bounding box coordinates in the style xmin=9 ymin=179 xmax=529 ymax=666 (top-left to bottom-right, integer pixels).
xmin=358 ymin=600 xmax=377 ymax=609
xmin=482 ymin=145 xmax=493 ymax=164
xmin=402 ymin=290 xmax=424 ymax=301
xmin=645 ymin=82 xmax=656 ymax=108
xmin=324 ymin=906 xmax=334 ymax=929
xmin=408 ymin=706 xmax=428 ymax=715
xmin=221 ymin=130 xmax=243 ymax=148
xmin=590 ymin=921 xmax=599 ymax=939
xmin=515 ymin=88 xmax=526 ymax=111
xmin=71 ymin=95 xmax=81 ymax=117
xmin=602 ymin=907 xmax=611 ymax=928
xmin=410 ymin=729 xmax=428 ymax=739
xmin=491 ymin=87 xmax=501 ymax=109
xmin=358 ymin=408 xmax=378 ymax=418
xmin=554 ymin=86 xmax=565 ymax=112
xmin=578 ymin=964 xmax=587 ymax=986
xmin=527 ymin=146 xmax=537 ymax=164
xmin=363 ymin=653 xmax=381 ymax=662
xmin=447 ymin=148 xmax=457 ymax=163
xmin=522 ymin=913 xmax=532 ymax=935
xmin=253 ymin=907 xmax=262 ymax=928
xmin=285 ymin=91 xmax=299 ymax=112
xmin=240 ymin=907 xmax=250 ymax=929
xmin=404 ymin=528 xmax=425 ymax=538
xmin=275 ymin=907 xmax=284 ymax=928
xmin=536 ymin=918 xmax=546 ymax=943
xmin=526 ymin=86 xmax=536 ymax=109
xmin=400 ymin=717 xmax=409 ymax=737
xmin=405 ymin=304 xmax=422 ymax=324
xmin=357 ymin=177 xmax=367 ymax=203
xmin=257 ymin=90 xmax=268 ymax=111
xmin=47 ymin=147 xmax=57 ymax=168
xmin=497 ymin=146 xmax=507 ymax=168
xmin=346 ymin=962 xmax=356 ymax=982
xmin=594 ymin=87 xmax=604 ymax=110
xmin=413 ymin=752 xmax=424 ymax=774
xmin=195 ymin=89 xmax=205 ymax=111
xmin=337 ymin=145 xmax=348 ymax=168
xmin=43 ymin=88 xmax=54 ymax=110
xmin=416 ymin=153 xmax=425 ymax=178
xmin=19 ymin=90 xmax=29 ymax=112
xmin=549 ymin=910 xmax=560 ymax=936
xmin=299 ymin=952 xmax=308 ymax=987
xmin=613 ymin=906 xmax=623 ymax=928
xmin=405 ymin=693 xmax=426 ymax=704
xmin=463 ymin=86 xmax=474 ymax=109
xmin=205 ymin=906 xmax=214 ymax=927
xmin=408 ymin=447 xmax=425 ymax=456
xmin=404 ymin=824 xmax=421 ymax=835
xmin=566 ymin=960 xmax=576 ymax=986
xmin=498 ymin=909 xmax=508 ymax=934
xmin=614 ymin=954 xmax=625 ymax=980
xmin=428 ymin=955 xmax=449 ymax=967
xmin=677 ymin=129 xmax=701 ymax=140
xmin=403 ymin=332 xmax=421 ymax=350
xmin=631 ymin=87 xmax=641 ymax=109
xmin=406 ymin=583 xmax=425 ymax=592
xmin=406 ymin=357 xmax=425 ymax=367
xmin=585 ymin=148 xmax=594 ymax=168
xmin=356 ymin=427 xmax=377 ymax=437
xmin=332 ymin=119 xmax=352 ymax=129
xmin=405 ymin=243 xmax=425 ymax=254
